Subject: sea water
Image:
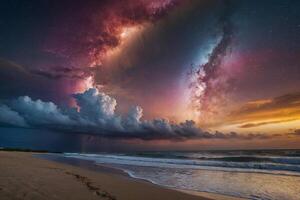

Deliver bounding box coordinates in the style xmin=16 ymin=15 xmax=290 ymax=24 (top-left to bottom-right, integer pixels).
xmin=64 ymin=150 xmax=300 ymax=200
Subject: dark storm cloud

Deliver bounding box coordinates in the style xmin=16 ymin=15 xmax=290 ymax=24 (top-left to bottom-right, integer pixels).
xmin=0 ymin=87 xmax=290 ymax=141
xmin=0 ymin=105 xmax=28 ymax=127
xmin=0 ymin=58 xmax=84 ymax=103
xmin=0 ymin=58 xmax=40 ymax=98
xmin=30 ymin=66 xmax=96 ymax=80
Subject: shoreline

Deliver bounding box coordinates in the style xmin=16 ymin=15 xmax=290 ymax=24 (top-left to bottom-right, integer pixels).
xmin=37 ymin=153 xmax=246 ymax=200
xmin=0 ymin=151 xmax=211 ymax=200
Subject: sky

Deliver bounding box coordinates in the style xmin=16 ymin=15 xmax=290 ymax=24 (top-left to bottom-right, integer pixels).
xmin=0 ymin=0 xmax=300 ymax=150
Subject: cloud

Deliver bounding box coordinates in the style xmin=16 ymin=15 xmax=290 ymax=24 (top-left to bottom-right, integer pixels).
xmin=233 ymin=92 xmax=300 ymax=116
xmin=0 ymin=105 xmax=28 ymax=127
xmin=0 ymin=59 xmax=32 ymax=98
xmin=10 ymin=96 xmax=73 ymax=127
xmin=0 ymin=88 xmax=293 ymax=140
xmin=0 ymin=58 xmax=75 ymax=103
xmin=30 ymin=66 xmax=96 ymax=80
xmin=288 ymin=129 xmax=300 ymax=136
xmin=239 ymin=119 xmax=299 ymax=128
xmin=221 ymin=92 xmax=300 ymax=129
xmin=73 ymin=88 xmax=117 ymax=121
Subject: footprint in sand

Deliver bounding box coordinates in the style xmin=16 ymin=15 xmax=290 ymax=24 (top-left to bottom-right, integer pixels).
xmin=65 ymin=171 xmax=116 ymax=200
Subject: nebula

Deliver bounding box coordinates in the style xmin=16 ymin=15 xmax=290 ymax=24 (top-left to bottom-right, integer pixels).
xmin=41 ymin=0 xmax=181 ymax=93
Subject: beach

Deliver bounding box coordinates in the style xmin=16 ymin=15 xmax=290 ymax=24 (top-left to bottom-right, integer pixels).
xmin=0 ymin=151 xmax=213 ymax=200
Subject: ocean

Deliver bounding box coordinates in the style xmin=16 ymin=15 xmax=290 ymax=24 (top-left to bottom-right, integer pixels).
xmin=1 ymin=129 xmax=299 ymax=199
xmin=64 ymin=150 xmax=300 ymax=200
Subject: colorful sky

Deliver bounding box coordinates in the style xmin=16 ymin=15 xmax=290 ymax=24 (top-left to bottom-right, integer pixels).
xmin=0 ymin=0 xmax=300 ymax=150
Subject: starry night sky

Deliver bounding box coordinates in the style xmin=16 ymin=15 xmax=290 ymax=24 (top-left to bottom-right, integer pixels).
xmin=0 ymin=0 xmax=300 ymax=150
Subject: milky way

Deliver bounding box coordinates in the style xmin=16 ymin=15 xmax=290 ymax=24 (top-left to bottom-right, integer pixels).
xmin=0 ymin=0 xmax=300 ymax=149
xmin=188 ymin=0 xmax=235 ymax=125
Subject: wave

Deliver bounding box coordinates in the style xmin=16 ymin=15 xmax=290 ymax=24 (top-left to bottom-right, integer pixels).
xmin=64 ymin=153 xmax=300 ymax=175
xmin=125 ymin=152 xmax=300 ymax=165
xmin=205 ymin=156 xmax=300 ymax=165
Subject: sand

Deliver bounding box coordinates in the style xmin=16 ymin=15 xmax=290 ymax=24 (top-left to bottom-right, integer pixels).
xmin=0 ymin=151 xmax=213 ymax=200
